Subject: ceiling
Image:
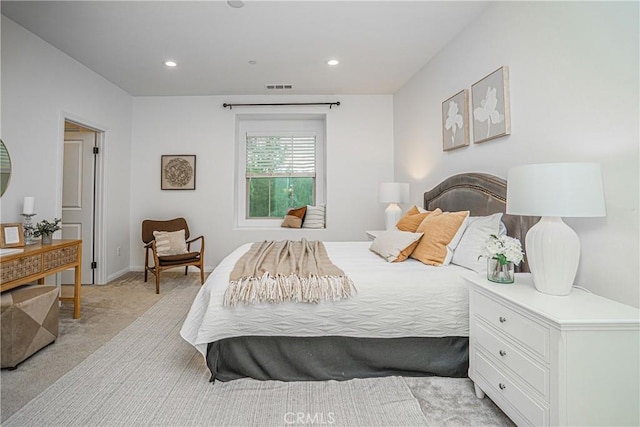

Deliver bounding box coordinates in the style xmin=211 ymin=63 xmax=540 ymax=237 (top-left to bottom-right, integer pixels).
xmin=1 ymin=1 xmax=488 ymax=96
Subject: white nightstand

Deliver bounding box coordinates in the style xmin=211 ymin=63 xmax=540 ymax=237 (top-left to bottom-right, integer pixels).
xmin=464 ymin=273 xmax=640 ymax=427
xmin=365 ymin=230 xmax=384 ymax=241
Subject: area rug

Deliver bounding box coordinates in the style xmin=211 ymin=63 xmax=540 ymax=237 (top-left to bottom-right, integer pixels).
xmin=5 ymin=285 xmax=428 ymax=426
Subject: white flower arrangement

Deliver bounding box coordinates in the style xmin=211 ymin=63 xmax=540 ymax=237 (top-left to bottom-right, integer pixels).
xmin=482 ymin=234 xmax=524 ymax=266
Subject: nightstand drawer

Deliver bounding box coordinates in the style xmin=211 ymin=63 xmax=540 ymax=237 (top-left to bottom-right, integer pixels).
xmin=474 ymin=290 xmax=550 ymax=362
xmin=475 ymin=351 xmax=548 ymax=426
xmin=474 ymin=320 xmax=549 ymax=400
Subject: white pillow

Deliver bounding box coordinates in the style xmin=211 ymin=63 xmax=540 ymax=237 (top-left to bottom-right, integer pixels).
xmin=499 ymin=220 xmax=508 ymax=236
xmin=451 ymin=213 xmax=503 ymax=273
xmin=302 ymin=205 xmax=325 ymax=229
xmin=153 ymin=229 xmax=188 ymax=256
xmin=443 ymin=215 xmax=470 ymax=265
xmin=370 ymin=230 xmax=423 ymax=262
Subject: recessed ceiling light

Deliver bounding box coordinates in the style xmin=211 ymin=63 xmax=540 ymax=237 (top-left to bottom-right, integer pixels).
xmin=228 ymin=0 xmax=245 ymax=8
xmin=327 ymin=59 xmax=339 ymax=66
xmin=163 ymin=60 xmax=177 ymax=67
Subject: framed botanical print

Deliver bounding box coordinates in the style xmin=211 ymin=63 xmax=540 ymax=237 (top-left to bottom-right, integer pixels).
xmin=442 ymin=89 xmax=469 ymax=151
xmin=161 ymin=155 xmax=196 ymax=190
xmin=471 ymin=66 xmax=511 ymax=143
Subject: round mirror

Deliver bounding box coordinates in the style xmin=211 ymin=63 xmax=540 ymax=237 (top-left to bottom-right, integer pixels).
xmin=0 ymin=139 xmax=11 ymax=197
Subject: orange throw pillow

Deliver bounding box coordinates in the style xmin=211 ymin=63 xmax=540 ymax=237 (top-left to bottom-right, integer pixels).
xmin=287 ymin=206 xmax=307 ymax=220
xmin=396 ymin=206 xmax=432 ymax=232
xmin=410 ymin=209 xmax=469 ymax=266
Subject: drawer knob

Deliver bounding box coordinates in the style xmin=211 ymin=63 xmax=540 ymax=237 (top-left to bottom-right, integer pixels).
xmin=499 ymin=350 xmax=507 ymax=357
xmin=499 ymin=383 xmax=506 ymax=390
xmin=499 ymin=316 xmax=507 ymax=323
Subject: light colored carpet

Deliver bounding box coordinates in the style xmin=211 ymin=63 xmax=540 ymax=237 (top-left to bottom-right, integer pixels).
xmin=1 ymin=272 xmax=196 ymax=422
xmin=2 ymin=271 xmax=513 ymax=426
xmin=405 ymin=377 xmax=513 ymax=426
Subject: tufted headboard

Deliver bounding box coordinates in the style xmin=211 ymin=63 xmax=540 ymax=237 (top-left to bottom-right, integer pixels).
xmin=423 ymin=173 xmax=538 ymax=272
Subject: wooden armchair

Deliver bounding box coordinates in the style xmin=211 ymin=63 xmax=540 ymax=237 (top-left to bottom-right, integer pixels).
xmin=142 ymin=217 xmax=205 ymax=294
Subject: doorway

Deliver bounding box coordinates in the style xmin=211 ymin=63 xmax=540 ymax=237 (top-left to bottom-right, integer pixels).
xmin=61 ymin=121 xmax=102 ymax=285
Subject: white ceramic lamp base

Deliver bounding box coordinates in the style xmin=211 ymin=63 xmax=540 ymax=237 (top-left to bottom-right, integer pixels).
xmin=525 ymin=217 xmax=580 ymax=296
xmin=384 ymin=203 xmax=402 ymax=230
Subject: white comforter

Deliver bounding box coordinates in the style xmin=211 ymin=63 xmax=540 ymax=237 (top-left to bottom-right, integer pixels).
xmin=180 ymin=241 xmax=470 ymax=355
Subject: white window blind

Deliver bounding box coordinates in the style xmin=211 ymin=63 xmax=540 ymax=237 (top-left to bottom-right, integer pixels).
xmin=245 ymin=135 xmax=316 ymax=178
xmin=235 ymin=116 xmax=325 ymax=228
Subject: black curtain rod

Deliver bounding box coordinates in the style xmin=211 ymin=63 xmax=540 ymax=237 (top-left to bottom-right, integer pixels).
xmin=223 ymin=102 xmax=340 ymax=110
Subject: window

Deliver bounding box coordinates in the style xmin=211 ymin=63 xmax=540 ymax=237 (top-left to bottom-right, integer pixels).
xmin=236 ymin=116 xmax=325 ymax=228
xmin=246 ymin=134 xmax=315 ymax=218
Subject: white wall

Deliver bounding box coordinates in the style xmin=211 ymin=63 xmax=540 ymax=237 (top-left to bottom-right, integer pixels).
xmin=130 ymin=95 xmax=394 ymax=270
xmin=1 ymin=16 xmax=133 ymax=280
xmin=394 ymin=2 xmax=639 ymax=306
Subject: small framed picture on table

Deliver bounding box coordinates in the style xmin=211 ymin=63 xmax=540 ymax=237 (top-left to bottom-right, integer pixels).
xmin=0 ymin=223 xmax=25 ymax=248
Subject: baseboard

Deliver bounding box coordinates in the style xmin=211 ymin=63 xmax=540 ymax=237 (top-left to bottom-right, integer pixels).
xmin=106 ymin=267 xmax=130 ymax=283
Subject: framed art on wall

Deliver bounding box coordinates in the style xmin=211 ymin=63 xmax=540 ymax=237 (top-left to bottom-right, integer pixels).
xmin=1 ymin=223 xmax=25 ymax=248
xmin=161 ymin=155 xmax=196 ymax=190
xmin=442 ymin=89 xmax=469 ymax=151
xmin=471 ymin=66 xmax=510 ymax=143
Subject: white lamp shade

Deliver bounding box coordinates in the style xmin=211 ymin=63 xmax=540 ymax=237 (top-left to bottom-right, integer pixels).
xmin=378 ymin=182 xmax=409 ymax=204
xmin=506 ymin=162 xmax=605 ymax=217
xmin=506 ymin=162 xmax=606 ymax=296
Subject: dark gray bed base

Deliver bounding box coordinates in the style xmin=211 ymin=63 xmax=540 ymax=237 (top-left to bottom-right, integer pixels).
xmin=206 ymin=336 xmax=468 ymax=382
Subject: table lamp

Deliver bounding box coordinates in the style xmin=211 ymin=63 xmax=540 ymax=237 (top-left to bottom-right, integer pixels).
xmin=379 ymin=182 xmax=409 ymax=230
xmin=506 ymin=163 xmax=606 ymax=296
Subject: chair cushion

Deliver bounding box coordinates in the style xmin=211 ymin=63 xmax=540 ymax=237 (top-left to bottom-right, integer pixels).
xmin=158 ymin=252 xmax=201 ymax=266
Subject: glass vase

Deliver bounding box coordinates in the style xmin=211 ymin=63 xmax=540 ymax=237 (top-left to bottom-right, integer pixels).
xmin=487 ymin=257 xmax=515 ymax=284
xmin=41 ymin=234 xmax=53 ymax=245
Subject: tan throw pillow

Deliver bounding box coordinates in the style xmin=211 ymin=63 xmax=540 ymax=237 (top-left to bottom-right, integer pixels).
xmin=153 ymin=229 xmax=188 ymax=256
xmin=370 ymin=230 xmax=424 ymax=262
xmin=396 ymin=207 xmax=432 ymax=232
xmin=410 ymin=209 xmax=469 ymax=266
xmin=287 ymin=206 xmax=307 ymax=220
xmin=281 ymin=215 xmax=303 ymax=228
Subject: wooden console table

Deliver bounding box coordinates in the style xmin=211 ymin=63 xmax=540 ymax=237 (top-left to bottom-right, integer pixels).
xmin=1 ymin=239 xmax=82 ymax=318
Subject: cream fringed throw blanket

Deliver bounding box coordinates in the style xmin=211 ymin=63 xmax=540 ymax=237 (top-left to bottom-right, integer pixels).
xmin=225 ymin=239 xmax=357 ymax=306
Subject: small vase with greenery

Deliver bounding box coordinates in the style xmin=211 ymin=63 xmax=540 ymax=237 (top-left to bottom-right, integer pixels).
xmin=34 ymin=218 xmax=62 ymax=244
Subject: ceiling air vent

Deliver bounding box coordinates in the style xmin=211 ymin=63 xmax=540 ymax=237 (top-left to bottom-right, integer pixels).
xmin=265 ymin=84 xmax=293 ymax=90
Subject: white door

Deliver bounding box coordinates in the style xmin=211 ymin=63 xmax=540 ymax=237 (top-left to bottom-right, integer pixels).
xmin=62 ymin=130 xmax=96 ymax=284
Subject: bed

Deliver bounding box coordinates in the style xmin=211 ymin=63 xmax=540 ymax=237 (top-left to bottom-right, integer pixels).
xmin=180 ymin=173 xmax=536 ymax=382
